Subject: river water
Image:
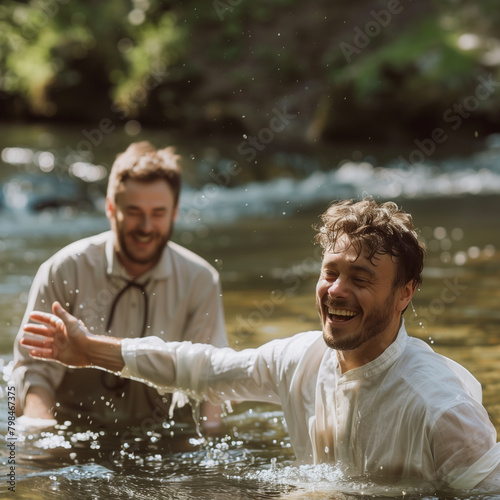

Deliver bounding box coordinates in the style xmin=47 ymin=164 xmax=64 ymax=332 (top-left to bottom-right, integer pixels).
xmin=1 ymin=124 xmax=500 ymax=498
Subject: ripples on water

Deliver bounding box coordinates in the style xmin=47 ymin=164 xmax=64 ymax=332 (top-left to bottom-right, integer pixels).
xmin=1 ymin=365 xmax=498 ymax=499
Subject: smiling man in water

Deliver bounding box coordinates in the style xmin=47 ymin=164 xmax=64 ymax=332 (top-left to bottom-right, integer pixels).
xmin=20 ymin=198 xmax=500 ymax=492
xmin=13 ymin=141 xmax=227 ymax=429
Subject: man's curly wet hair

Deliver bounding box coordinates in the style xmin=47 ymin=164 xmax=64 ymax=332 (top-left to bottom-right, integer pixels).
xmin=315 ymin=198 xmax=425 ymax=289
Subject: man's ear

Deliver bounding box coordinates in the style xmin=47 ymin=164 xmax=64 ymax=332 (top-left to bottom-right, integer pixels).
xmin=399 ymin=280 xmax=417 ymax=313
xmin=173 ymin=204 xmax=179 ymax=222
xmin=105 ymin=196 xmax=115 ymax=221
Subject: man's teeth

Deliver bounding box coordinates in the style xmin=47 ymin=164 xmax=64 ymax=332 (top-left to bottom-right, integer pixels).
xmin=136 ymin=235 xmax=153 ymax=243
xmin=327 ymin=308 xmax=357 ymax=317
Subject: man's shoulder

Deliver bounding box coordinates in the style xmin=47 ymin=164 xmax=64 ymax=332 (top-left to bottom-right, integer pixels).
xmin=394 ymin=335 xmax=482 ymax=407
xmin=167 ymin=241 xmax=218 ymax=274
xmin=44 ymin=231 xmax=111 ymax=268
xmin=404 ymin=335 xmax=477 ymax=381
xmin=270 ymin=330 xmax=326 ymax=363
xmin=268 ymin=330 xmax=326 ymax=384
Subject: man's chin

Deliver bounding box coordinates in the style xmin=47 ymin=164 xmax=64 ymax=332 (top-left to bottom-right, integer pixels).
xmin=124 ymin=240 xmax=168 ymax=265
xmin=323 ymin=329 xmax=363 ymax=351
xmin=127 ymin=252 xmax=160 ymax=265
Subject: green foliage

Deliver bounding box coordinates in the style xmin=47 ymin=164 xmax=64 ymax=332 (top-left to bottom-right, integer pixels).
xmin=112 ymin=12 xmax=187 ymax=114
xmin=331 ymin=17 xmax=481 ymax=103
xmin=1 ymin=0 xmax=500 ymax=137
xmin=0 ymin=0 xmax=185 ymax=116
xmin=0 ymin=1 xmax=95 ymax=113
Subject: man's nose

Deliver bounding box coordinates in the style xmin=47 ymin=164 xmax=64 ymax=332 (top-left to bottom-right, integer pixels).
xmin=328 ymin=277 xmax=349 ymax=298
xmin=139 ymin=215 xmax=153 ymax=231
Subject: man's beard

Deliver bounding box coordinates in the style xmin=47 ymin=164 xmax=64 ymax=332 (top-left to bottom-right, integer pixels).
xmin=320 ymin=292 xmax=396 ymax=351
xmin=118 ymin=225 xmax=173 ymax=266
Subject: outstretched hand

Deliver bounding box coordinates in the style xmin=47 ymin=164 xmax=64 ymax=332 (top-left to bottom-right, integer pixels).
xmin=21 ymin=301 xmax=94 ymax=367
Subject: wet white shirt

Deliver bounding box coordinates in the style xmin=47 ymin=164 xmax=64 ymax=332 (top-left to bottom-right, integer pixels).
xmin=121 ymin=321 xmax=500 ymax=489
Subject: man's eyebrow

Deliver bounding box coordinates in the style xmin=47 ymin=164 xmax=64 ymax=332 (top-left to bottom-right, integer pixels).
xmin=125 ymin=204 xmax=168 ymax=211
xmin=321 ymin=260 xmax=377 ymax=276
xmin=350 ymin=264 xmax=377 ymax=277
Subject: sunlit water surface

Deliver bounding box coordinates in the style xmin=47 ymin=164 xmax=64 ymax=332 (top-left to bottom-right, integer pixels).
xmin=1 ymin=126 xmax=500 ymax=499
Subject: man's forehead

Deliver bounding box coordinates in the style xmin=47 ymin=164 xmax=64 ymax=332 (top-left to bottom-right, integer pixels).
xmin=116 ymin=179 xmax=174 ymax=199
xmin=321 ymin=246 xmax=377 ymax=266
xmin=324 ymin=235 xmax=362 ymax=259
xmin=119 ymin=178 xmax=171 ymax=192
xmin=321 ymin=236 xmax=389 ymax=268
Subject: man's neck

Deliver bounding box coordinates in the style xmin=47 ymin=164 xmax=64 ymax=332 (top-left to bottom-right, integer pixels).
xmin=337 ymin=319 xmax=402 ymax=374
xmin=117 ymin=254 xmax=154 ymax=280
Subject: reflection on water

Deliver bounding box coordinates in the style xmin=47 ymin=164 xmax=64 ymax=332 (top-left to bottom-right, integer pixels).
xmin=1 ymin=127 xmax=500 ymax=498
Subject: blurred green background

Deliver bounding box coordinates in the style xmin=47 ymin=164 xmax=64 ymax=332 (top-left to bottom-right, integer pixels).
xmin=1 ymin=0 xmax=499 ymax=149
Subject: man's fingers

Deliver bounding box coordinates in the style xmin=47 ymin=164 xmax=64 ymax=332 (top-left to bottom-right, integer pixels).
xmin=53 ymin=301 xmax=76 ymax=324
xmin=53 ymin=301 xmax=91 ymax=336
xmin=23 ymin=323 xmax=57 ymax=337
xmin=29 ymin=311 xmax=64 ymax=329
xmin=21 ymin=332 xmax=54 ymax=348
xmin=20 ymin=335 xmax=55 ymax=359
xmin=27 ymin=347 xmax=55 ymax=359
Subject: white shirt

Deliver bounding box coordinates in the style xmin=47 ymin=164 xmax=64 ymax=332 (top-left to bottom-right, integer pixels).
xmin=121 ymin=321 xmax=500 ymax=489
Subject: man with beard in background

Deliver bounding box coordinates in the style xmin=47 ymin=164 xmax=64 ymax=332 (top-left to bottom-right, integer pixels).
xmin=13 ymin=141 xmax=227 ymax=430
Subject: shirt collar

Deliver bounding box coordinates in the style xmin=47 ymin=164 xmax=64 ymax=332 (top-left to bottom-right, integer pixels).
xmin=337 ymin=320 xmax=409 ymax=381
xmin=105 ymin=231 xmax=173 ymax=282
